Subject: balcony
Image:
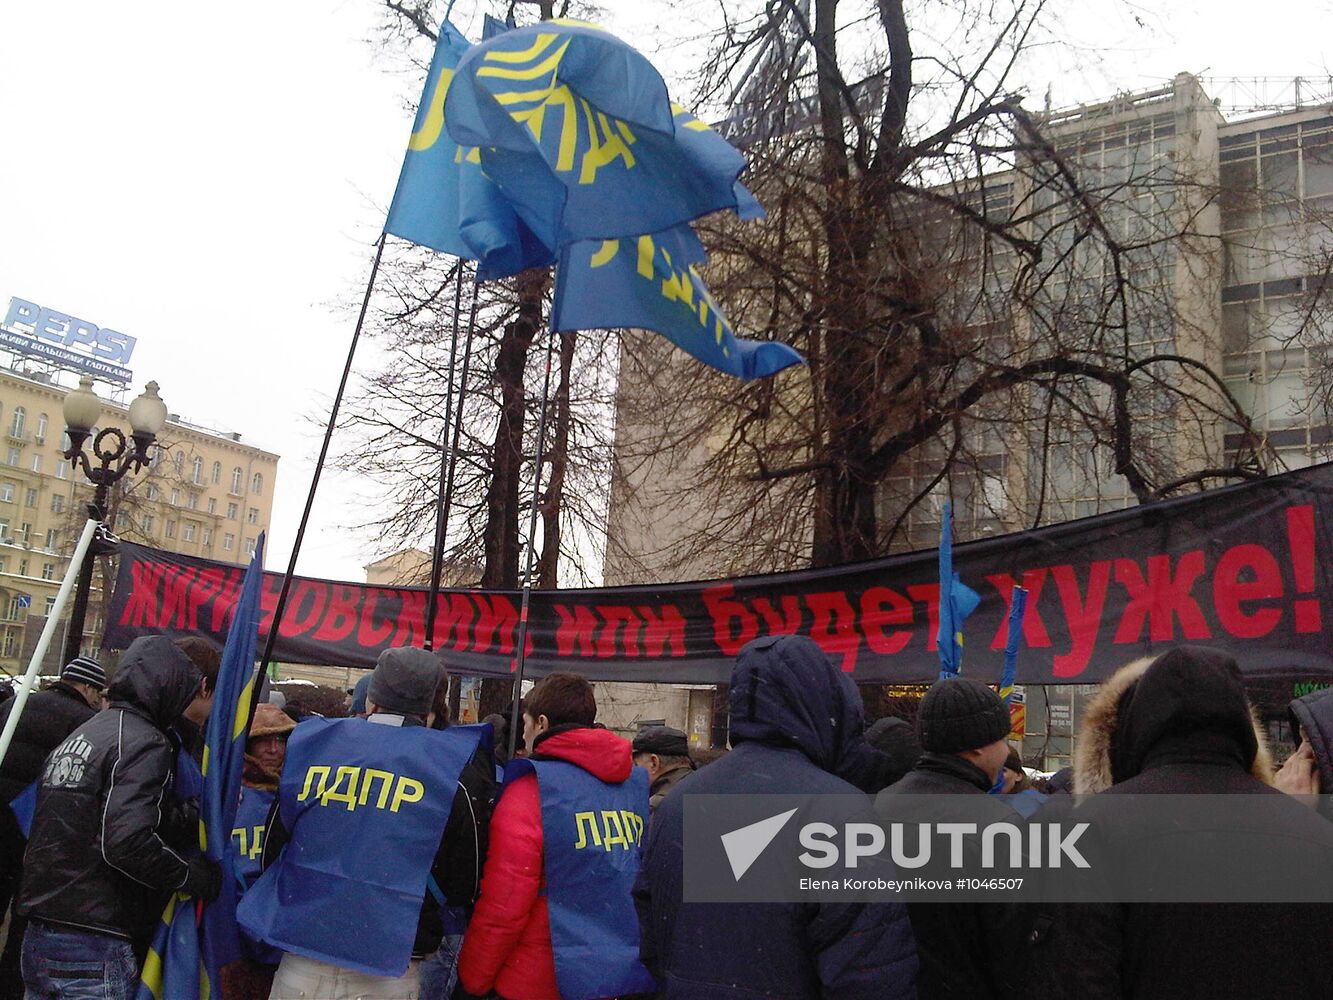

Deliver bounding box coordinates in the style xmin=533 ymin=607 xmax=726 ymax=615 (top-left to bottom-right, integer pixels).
xmin=5 ymin=432 xmax=29 ymax=447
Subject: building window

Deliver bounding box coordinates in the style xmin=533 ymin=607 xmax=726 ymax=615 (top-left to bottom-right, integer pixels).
xmin=34 ymin=413 xmax=46 ymax=443
xmin=186 ymin=492 xmax=198 ymax=510
xmin=44 ymin=596 xmax=55 ymax=616
xmin=142 ymin=514 xmax=154 ymax=533
xmin=251 ymin=473 xmax=263 ymax=495
xmin=18 ymin=560 xmax=27 ymax=577
xmin=23 ymin=489 xmax=36 ymax=509
xmin=230 ymin=467 xmax=243 ymax=495
xmin=247 ymin=507 xmax=258 ymax=524
xmin=49 ymin=494 xmax=63 ymax=514
xmin=207 ymin=497 xmax=216 ymax=515
xmin=173 ymin=451 xmax=184 ymax=475
xmin=0 ymin=519 xmax=10 ymax=539
xmin=202 ymin=527 xmax=212 ymax=546
xmin=166 ymin=520 xmax=177 ymax=539
xmin=40 ymin=563 xmax=54 ymax=580
xmin=6 ymin=596 xmax=22 ymax=620
xmin=0 ymin=484 xmax=13 ymax=503
xmin=223 ymin=533 xmax=235 ymax=552
xmin=227 ymin=502 xmax=238 ymax=520
xmin=191 ymin=456 xmax=203 ymax=484
xmin=211 ymin=461 xmax=221 ymax=485
xmin=244 ymin=537 xmax=256 ymax=557
xmin=183 ymin=522 xmax=196 ymax=542
xmin=5 ymin=449 xmax=19 ymax=467
xmin=9 ymin=407 xmax=25 ymax=438
xmin=145 ymin=484 xmax=158 ymax=501
xmin=44 ymin=528 xmax=56 ymax=548
xmin=115 ymin=512 xmax=129 ymax=530
xmin=170 ymin=489 xmax=180 ymax=506
xmin=19 ymin=523 xmax=32 ymax=544
xmin=29 ymin=453 xmax=40 ymax=474
xmin=55 ymin=461 xmax=66 ymax=480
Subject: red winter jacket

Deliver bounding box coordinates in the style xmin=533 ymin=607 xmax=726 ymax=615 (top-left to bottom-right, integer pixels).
xmin=458 ymin=726 xmax=634 ymax=1000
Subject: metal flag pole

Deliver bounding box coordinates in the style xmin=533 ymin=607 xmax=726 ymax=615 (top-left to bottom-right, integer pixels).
xmin=506 ymin=328 xmax=558 ymax=761
xmin=256 ymin=234 xmax=387 ymax=682
xmin=425 ymin=280 xmax=481 ymax=647
xmin=0 ymin=517 xmax=99 ymax=769
xmin=424 ymin=264 xmax=467 ymax=650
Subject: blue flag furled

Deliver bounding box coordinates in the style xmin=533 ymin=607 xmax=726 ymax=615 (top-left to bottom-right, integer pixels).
xmin=937 ymin=502 xmax=981 ymax=678
xmin=138 ymin=535 xmax=266 ymax=1000
xmin=444 ymin=19 xmax=760 ymax=262
xmin=551 ymin=225 xmax=802 ymax=379
xmin=999 ymin=586 xmax=1028 ymax=705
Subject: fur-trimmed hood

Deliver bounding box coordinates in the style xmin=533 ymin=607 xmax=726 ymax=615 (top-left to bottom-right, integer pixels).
xmin=1074 ymin=647 xmax=1274 ymax=795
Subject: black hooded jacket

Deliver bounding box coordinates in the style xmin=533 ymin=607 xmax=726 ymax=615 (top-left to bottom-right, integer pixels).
xmin=633 ymin=634 xmax=918 ymax=1000
xmin=17 ymin=636 xmax=202 ymax=942
xmin=1066 ymin=646 xmax=1333 ymax=1000
xmin=0 ymin=681 xmax=97 ymax=806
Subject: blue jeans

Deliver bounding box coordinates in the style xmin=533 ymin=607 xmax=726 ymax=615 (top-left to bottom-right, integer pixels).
xmin=20 ymin=922 xmax=137 ymax=1000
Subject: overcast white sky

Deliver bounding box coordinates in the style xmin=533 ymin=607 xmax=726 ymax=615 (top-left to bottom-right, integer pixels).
xmin=0 ymin=0 xmax=1328 ymax=583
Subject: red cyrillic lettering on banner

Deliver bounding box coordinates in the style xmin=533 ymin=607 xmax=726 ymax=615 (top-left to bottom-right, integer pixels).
xmin=861 ymin=587 xmax=913 ymax=655
xmin=987 ymin=570 xmax=1052 ymax=649
xmin=427 ymin=594 xmax=474 ymax=651
xmin=703 ymin=585 xmax=758 ymax=656
xmin=1286 ymin=505 xmax=1322 ymax=633
xmin=1213 ymin=544 xmax=1284 ymax=639
xmin=186 ymin=567 xmax=228 ymax=632
xmin=473 ymin=593 xmax=518 ymax=654
xmin=554 ymin=604 xmax=599 ymax=656
xmin=638 ymin=605 xmax=686 ymax=657
xmin=807 ymin=591 xmax=862 ymax=672
xmin=597 ymin=606 xmax=641 ymax=658
xmin=752 ymin=596 xmax=802 ymax=635
xmin=1113 ymin=552 xmax=1210 ymax=643
xmin=906 ymin=584 xmax=942 ymax=651
xmin=121 ymin=560 xmax=168 ymax=627
xmin=1050 ymin=562 xmax=1113 ymax=678
xmin=278 ymin=581 xmax=329 ymax=639
xmin=207 ymin=570 xmax=245 ymax=633
xmin=391 ymin=590 xmax=426 ymax=647
xmin=257 ymin=578 xmax=282 ymax=633
xmin=158 ymin=565 xmax=199 ymax=630
xmin=356 ymin=589 xmax=396 ymax=648
xmin=313 ymin=586 xmax=361 ymax=643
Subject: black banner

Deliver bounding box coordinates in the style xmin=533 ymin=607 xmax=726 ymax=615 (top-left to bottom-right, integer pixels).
xmin=104 ymin=463 xmax=1333 ymax=686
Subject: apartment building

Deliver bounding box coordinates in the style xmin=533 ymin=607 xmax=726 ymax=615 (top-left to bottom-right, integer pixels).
xmin=0 ymin=365 xmax=278 ymax=673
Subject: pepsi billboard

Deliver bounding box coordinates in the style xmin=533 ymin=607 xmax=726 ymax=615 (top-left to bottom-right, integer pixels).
xmin=1 ymin=297 xmax=135 ymax=384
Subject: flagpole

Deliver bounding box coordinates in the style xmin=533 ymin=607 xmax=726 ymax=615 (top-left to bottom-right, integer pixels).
xmin=507 ymin=327 xmax=558 ymax=761
xmin=256 ymin=233 xmax=386 ymax=684
xmin=0 ymin=518 xmax=98 ymax=770
xmin=424 ymin=263 xmax=466 ymax=650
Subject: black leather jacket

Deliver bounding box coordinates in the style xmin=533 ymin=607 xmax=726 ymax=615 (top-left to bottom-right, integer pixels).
xmin=17 ymin=636 xmax=202 ymax=943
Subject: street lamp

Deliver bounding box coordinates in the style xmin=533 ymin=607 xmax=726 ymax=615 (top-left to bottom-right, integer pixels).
xmin=60 ymin=378 xmax=168 ymax=664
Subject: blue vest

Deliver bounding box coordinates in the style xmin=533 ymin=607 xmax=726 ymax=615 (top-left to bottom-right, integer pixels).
xmin=232 ymin=785 xmax=283 ymax=965
xmin=236 ymin=717 xmax=481 ymax=978
xmin=508 ymin=757 xmax=656 ymax=1000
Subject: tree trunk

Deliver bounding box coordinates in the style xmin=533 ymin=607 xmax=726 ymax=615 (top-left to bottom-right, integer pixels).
xmin=536 ymin=330 xmax=575 ymax=588
xmin=481 ymin=267 xmax=550 ymax=588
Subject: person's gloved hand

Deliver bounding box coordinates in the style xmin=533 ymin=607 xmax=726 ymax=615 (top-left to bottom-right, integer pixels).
xmin=182 ymin=856 xmax=222 ymax=902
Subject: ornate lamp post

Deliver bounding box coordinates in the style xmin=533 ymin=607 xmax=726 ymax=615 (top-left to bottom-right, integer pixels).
xmin=60 ymin=377 xmax=168 ymax=664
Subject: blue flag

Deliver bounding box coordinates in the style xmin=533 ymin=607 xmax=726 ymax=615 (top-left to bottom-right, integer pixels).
xmin=138 ymin=536 xmax=266 ymax=1000
xmin=384 ymin=19 xmax=475 ymax=258
xmin=551 ymin=225 xmax=803 ymax=379
xmin=937 ymin=502 xmax=981 ymax=677
xmin=444 ymin=20 xmax=761 ymax=262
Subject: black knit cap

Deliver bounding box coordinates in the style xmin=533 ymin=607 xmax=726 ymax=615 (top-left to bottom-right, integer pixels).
xmin=916 ymin=676 xmax=1010 ymax=753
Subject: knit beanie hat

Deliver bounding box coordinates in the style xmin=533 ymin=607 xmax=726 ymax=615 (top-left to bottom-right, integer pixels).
xmin=62 ymin=655 xmax=106 ymax=690
xmin=367 ymin=647 xmax=441 ymax=717
xmin=916 ymin=676 xmax=1010 ymax=753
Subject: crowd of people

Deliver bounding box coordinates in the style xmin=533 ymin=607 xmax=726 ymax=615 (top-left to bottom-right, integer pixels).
xmin=0 ymin=632 xmax=1329 ymax=999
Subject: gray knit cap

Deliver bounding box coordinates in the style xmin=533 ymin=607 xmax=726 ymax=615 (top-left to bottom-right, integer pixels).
xmin=367 ymin=647 xmax=441 ymax=717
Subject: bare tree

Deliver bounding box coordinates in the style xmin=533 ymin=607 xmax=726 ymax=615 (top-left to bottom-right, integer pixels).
xmin=607 ymin=0 xmax=1271 ymax=581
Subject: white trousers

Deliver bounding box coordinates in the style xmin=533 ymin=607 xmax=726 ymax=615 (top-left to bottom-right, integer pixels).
xmin=268 ymin=952 xmax=422 ymax=999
